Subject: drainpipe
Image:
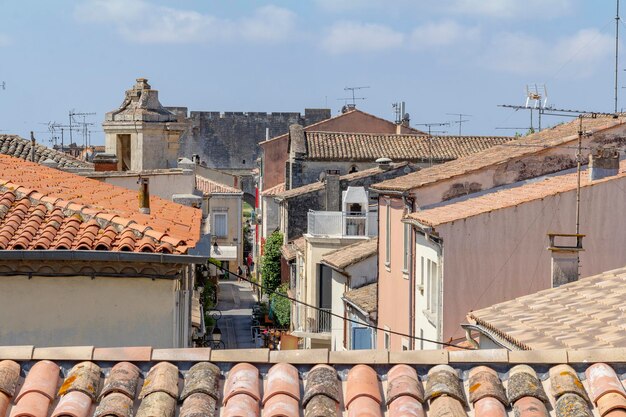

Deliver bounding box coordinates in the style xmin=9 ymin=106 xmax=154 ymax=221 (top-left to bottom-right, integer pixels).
xmin=138 ymin=177 xmax=150 ymax=214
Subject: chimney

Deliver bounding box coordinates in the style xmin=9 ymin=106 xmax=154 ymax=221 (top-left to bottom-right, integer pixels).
xmin=376 ymin=157 xmax=392 ymax=171
xmin=589 ymin=148 xmax=619 ymax=181
xmin=93 ymin=153 xmax=119 ymax=172
xmin=324 ymin=170 xmax=341 ymax=211
xmin=547 ymin=233 xmax=584 ymax=287
xmin=30 ymin=132 xmax=36 ymax=162
xmin=138 ymin=177 xmax=150 ymax=214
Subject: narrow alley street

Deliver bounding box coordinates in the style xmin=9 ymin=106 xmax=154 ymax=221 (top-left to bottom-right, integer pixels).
xmin=216 ymin=279 xmax=257 ymax=349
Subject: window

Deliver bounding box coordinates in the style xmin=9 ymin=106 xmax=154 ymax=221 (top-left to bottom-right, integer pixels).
xmin=384 ymin=327 xmax=391 ymax=350
xmin=403 ymin=223 xmax=411 ymax=272
xmin=385 ymin=201 xmax=391 ymax=266
xmin=213 ymin=212 xmax=228 ymax=237
xmin=426 ymin=259 xmax=440 ymax=322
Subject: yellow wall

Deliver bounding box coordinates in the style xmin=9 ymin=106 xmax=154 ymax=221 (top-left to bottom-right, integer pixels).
xmin=0 ymin=275 xmax=176 ymax=347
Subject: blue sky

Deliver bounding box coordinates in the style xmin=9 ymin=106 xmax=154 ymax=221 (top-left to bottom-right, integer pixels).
xmin=0 ymin=1 xmax=622 ymax=146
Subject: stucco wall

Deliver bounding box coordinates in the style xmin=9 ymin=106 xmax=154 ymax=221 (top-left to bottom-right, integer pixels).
xmin=208 ymin=194 xmax=243 ymax=269
xmin=93 ymin=172 xmax=195 ymax=201
xmin=376 ymin=196 xmax=411 ymax=351
xmin=331 ymin=270 xmax=347 ymax=351
xmin=0 ymin=275 xmax=176 ymax=347
xmin=262 ymin=196 xmax=280 ymax=238
xmin=437 ymin=173 xmax=626 ymax=341
xmin=413 ymin=125 xmax=626 ymax=207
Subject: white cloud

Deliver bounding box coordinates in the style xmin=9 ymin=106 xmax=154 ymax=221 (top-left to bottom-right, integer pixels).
xmin=409 ymin=20 xmax=480 ymax=49
xmin=314 ymin=0 xmax=389 ymax=12
xmin=484 ymin=28 xmax=613 ymax=77
xmin=449 ymin=0 xmax=574 ymax=18
xmin=321 ymin=21 xmax=404 ymax=54
xmin=74 ymin=0 xmax=296 ymax=44
xmin=0 ymin=34 xmax=10 ymax=47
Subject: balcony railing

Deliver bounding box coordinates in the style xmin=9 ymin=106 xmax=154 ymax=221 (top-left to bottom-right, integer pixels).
xmin=293 ymin=305 xmax=332 ymax=334
xmin=307 ymin=211 xmax=378 ymax=237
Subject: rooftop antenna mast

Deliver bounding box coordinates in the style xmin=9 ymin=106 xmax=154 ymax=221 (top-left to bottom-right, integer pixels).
xmin=0 ymin=81 xmax=5 ymax=91
xmin=615 ymin=0 xmax=620 ymax=113
xmin=392 ymin=101 xmax=409 ymax=125
xmin=414 ymin=121 xmax=450 ymax=167
xmin=69 ymin=110 xmax=96 ymax=149
xmin=343 ymin=86 xmax=370 ymax=106
xmin=446 ymin=113 xmax=472 ymax=135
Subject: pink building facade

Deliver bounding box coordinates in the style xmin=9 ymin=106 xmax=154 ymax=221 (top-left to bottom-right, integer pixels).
xmin=374 ymin=117 xmax=626 ymax=350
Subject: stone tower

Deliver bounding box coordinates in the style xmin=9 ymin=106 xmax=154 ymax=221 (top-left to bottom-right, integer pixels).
xmin=103 ymin=78 xmax=185 ymax=171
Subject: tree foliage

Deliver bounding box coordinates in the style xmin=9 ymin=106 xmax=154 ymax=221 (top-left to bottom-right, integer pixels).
xmin=270 ymin=283 xmax=291 ymax=328
xmin=261 ymin=231 xmax=283 ymax=294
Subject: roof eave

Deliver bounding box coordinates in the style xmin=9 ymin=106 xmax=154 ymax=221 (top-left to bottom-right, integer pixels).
xmin=0 ymin=250 xmax=207 ymax=265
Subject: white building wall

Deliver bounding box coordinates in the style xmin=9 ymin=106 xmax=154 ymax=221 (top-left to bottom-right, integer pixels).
xmin=414 ymin=233 xmax=442 ymax=350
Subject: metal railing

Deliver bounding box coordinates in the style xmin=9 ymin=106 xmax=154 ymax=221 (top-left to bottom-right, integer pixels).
xmin=294 ymin=306 xmax=332 ymax=334
xmin=307 ymin=211 xmax=378 ymax=237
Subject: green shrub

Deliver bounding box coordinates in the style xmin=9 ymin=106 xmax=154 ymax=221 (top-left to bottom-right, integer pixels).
xmin=270 ymin=283 xmax=290 ymax=328
xmin=261 ymin=231 xmax=283 ymax=294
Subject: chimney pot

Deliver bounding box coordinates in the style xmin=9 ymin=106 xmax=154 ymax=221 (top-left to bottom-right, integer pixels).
xmin=589 ymin=148 xmax=619 ymax=181
xmin=138 ymin=177 xmax=150 ymax=214
xmin=376 ymin=157 xmax=392 ymax=171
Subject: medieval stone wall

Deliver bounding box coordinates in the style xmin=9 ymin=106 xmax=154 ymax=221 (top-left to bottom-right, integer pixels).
xmin=172 ymin=108 xmax=330 ymax=170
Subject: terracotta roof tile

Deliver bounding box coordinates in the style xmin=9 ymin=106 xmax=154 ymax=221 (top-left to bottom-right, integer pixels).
xmin=374 ymin=115 xmax=626 ymax=191
xmin=261 ymin=182 xmax=285 ymax=197
xmin=343 ymin=283 xmax=377 ymax=315
xmin=276 ymin=162 xmax=413 ymax=200
xmin=322 ymin=237 xmax=377 ymax=271
xmin=468 ymin=266 xmax=626 ymax=350
xmin=195 ymin=176 xmax=241 ymax=195
xmin=305 ymin=131 xmax=514 ymax=162
xmin=0 ymin=155 xmax=201 ymax=253
xmin=0 ymin=135 xmax=92 ymax=169
xmin=409 ymin=159 xmax=626 ymax=227
xmin=0 ymin=349 xmax=625 ymax=416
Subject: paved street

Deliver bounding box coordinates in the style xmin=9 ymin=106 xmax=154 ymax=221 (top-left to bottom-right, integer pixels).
xmin=216 ymin=279 xmax=257 ymax=349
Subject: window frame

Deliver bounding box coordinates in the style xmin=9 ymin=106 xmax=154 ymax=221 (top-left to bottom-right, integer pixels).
xmin=213 ymin=212 xmax=228 ymax=238
xmin=385 ymin=201 xmax=391 ymax=267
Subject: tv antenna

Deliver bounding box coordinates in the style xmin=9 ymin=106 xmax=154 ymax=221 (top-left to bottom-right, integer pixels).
xmin=69 ymin=111 xmax=96 ymax=149
xmin=0 ymin=81 xmax=5 ymax=91
xmin=414 ymin=121 xmax=450 ymax=167
xmin=446 ymin=113 xmax=472 ymax=135
xmin=615 ymin=0 xmax=620 ymax=113
xmin=342 ymin=86 xmax=369 ymax=106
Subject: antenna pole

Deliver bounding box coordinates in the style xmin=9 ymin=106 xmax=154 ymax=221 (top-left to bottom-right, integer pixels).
xmin=576 ymin=115 xmax=582 ymax=235
xmin=613 ymin=0 xmax=619 ymax=113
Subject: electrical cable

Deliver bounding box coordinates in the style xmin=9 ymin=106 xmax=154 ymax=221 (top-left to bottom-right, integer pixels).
xmin=210 ymin=262 xmax=475 ymax=350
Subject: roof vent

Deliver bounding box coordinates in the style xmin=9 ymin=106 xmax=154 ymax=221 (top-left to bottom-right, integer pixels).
xmin=376 ymin=157 xmax=392 ymax=170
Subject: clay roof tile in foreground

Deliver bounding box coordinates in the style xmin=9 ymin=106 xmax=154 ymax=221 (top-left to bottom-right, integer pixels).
xmin=374 ymin=115 xmax=626 ymax=192
xmin=0 ymin=154 xmax=201 ymax=254
xmin=322 ymin=237 xmax=378 ymax=271
xmin=0 ymin=346 xmax=625 ymax=416
xmin=195 ymin=176 xmax=242 ymax=195
xmin=408 ymin=159 xmax=626 ymax=227
xmin=468 ymin=265 xmax=626 ymax=350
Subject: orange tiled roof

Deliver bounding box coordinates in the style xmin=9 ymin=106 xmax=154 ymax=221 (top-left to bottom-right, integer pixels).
xmin=195 ymin=175 xmax=242 ymax=195
xmin=408 ymin=160 xmax=626 ymax=227
xmin=0 ymin=135 xmax=92 ymax=169
xmin=374 ymin=115 xmax=626 ymax=191
xmin=0 ymin=154 xmax=201 ymax=254
xmin=259 ymin=108 xmax=425 ymax=145
xmin=468 ymin=265 xmax=626 ymax=350
xmin=322 ymin=237 xmax=378 ymax=271
xmin=0 ymin=346 xmax=624 ymax=416
xmin=261 ymin=182 xmax=285 ymax=197
xmin=343 ymin=282 xmax=377 ymax=314
xmin=305 ymin=131 xmax=514 ymax=162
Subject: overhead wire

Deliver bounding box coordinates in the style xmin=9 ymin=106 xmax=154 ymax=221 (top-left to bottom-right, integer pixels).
xmin=210 ymin=262 xmax=474 ymax=350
